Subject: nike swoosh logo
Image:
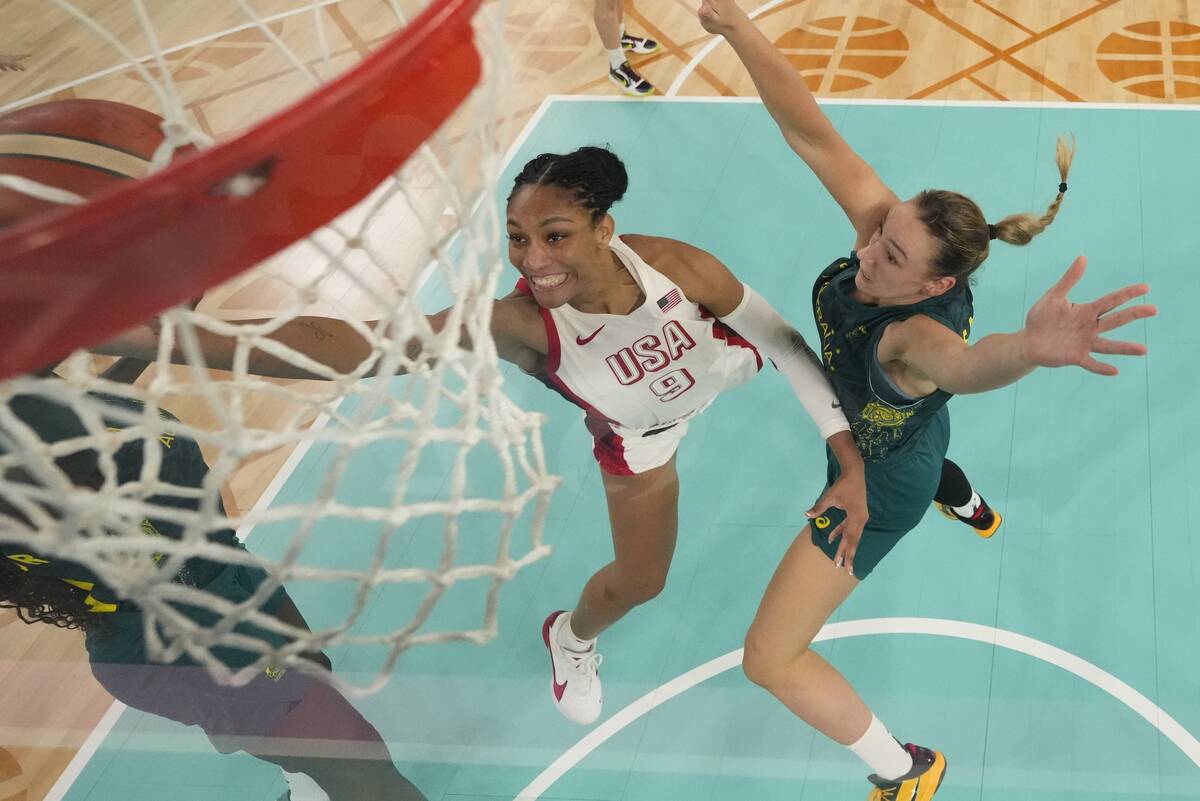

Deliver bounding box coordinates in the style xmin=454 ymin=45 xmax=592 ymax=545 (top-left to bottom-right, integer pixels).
xmin=543 ymin=612 xmax=570 ymax=701
xmin=576 ymin=325 xmax=605 ymax=346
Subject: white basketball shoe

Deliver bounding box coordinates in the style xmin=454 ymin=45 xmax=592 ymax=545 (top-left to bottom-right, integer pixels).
xmin=541 ymin=610 xmax=603 ymax=725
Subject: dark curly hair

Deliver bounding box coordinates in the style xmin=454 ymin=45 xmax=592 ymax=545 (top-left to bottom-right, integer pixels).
xmin=0 ymin=549 xmax=105 ymax=632
xmin=507 ymin=145 xmax=629 ymax=223
xmin=0 ymin=391 xmax=109 ymax=633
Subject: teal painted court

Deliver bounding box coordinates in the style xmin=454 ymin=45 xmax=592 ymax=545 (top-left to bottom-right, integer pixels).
xmin=58 ymin=98 xmax=1199 ymax=801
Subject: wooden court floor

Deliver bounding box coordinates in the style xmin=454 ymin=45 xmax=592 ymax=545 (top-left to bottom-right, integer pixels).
xmin=1 ymin=1 xmax=1197 ymax=799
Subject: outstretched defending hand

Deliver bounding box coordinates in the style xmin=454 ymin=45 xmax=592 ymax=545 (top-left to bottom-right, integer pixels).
xmin=1022 ymin=255 xmax=1156 ymax=376
xmin=698 ymin=0 xmax=748 ymax=36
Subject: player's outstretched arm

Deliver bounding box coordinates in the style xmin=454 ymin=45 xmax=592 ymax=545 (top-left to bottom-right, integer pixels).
xmin=657 ymin=236 xmax=868 ymax=571
xmin=92 ymin=297 xmax=546 ymax=380
xmin=697 ymin=0 xmax=897 ymax=241
xmin=651 ymin=237 xmax=851 ymax=438
xmin=884 ymin=256 xmax=1156 ymax=395
xmin=93 ymin=315 xmax=394 ymax=379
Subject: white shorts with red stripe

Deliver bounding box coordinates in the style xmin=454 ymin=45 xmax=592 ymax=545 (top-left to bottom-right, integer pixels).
xmin=584 ymin=413 xmax=697 ymax=476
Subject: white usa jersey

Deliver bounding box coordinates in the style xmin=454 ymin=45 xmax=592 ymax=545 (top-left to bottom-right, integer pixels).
xmin=517 ymin=235 xmax=762 ymax=433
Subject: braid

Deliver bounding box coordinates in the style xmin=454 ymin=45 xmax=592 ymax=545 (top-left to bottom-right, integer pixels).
xmin=991 ymin=134 xmax=1075 ymax=246
xmin=509 ymin=145 xmax=629 ymax=221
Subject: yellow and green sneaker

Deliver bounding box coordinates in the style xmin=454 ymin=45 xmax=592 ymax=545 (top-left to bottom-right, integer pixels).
xmin=935 ymin=495 xmax=1002 ymax=538
xmin=867 ymin=743 xmax=947 ymax=801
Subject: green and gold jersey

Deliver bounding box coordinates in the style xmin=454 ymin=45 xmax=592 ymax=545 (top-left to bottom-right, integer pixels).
xmin=1 ymin=393 xmax=244 ymax=664
xmin=811 ymin=254 xmax=974 ymax=462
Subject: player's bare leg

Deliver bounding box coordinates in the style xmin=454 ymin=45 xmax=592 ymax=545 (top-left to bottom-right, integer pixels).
xmin=743 ymin=530 xmax=946 ymax=799
xmin=542 ymin=457 xmax=678 ymax=723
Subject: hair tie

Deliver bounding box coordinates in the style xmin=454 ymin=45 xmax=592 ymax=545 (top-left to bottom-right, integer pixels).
xmin=1058 ymin=182 xmax=1068 ymax=193
xmin=987 ymin=223 xmax=998 ymax=240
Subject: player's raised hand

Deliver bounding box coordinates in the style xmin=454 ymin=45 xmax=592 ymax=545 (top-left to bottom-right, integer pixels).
xmin=698 ymin=0 xmax=748 ymax=36
xmin=1021 ymin=255 xmax=1156 ymax=376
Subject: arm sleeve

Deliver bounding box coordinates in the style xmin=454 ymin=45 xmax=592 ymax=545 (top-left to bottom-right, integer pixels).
xmin=718 ymin=283 xmax=849 ymax=440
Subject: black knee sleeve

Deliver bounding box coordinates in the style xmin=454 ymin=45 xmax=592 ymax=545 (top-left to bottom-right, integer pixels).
xmin=934 ymin=458 xmax=973 ymax=507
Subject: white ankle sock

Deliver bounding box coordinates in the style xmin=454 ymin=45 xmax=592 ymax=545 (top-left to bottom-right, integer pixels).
xmin=557 ymin=613 xmax=595 ymax=651
xmin=952 ymin=491 xmax=981 ymax=517
xmin=282 ymin=770 xmax=330 ymax=801
xmin=847 ymin=715 xmax=913 ymax=781
xmin=606 ymin=48 xmax=626 ymax=70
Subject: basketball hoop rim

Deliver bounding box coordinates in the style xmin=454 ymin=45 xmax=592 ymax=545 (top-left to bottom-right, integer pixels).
xmin=0 ymin=0 xmax=483 ymax=380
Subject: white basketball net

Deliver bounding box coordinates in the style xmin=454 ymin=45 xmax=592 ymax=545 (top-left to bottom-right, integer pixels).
xmin=0 ymin=0 xmax=557 ymax=694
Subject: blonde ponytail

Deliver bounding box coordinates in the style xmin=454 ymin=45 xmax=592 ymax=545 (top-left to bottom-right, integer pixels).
xmin=991 ymin=134 xmax=1075 ymax=246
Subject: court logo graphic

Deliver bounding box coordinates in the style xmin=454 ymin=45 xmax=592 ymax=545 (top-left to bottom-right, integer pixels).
xmin=776 ymin=16 xmax=908 ymax=94
xmin=1097 ymin=21 xmax=1200 ymax=100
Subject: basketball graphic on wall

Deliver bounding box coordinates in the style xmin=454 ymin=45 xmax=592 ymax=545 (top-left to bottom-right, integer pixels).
xmin=775 ymin=16 xmax=908 ymax=93
xmin=1097 ymin=20 xmax=1200 ymax=100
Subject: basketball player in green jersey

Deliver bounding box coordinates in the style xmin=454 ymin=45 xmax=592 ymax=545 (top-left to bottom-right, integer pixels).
xmin=0 ymin=360 xmax=428 ymax=801
xmin=700 ymin=2 xmax=1156 ymax=799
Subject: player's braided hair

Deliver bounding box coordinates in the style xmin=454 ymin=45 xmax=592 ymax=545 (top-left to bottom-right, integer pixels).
xmin=914 ymin=135 xmax=1076 ymax=284
xmin=0 ymin=392 xmax=109 ymax=633
xmin=0 ymin=551 xmax=105 ymax=632
xmin=508 ymin=145 xmax=629 ymax=222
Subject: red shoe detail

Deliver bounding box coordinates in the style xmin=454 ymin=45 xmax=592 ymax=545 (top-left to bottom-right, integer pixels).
xmin=542 ymin=610 xmax=568 ymax=700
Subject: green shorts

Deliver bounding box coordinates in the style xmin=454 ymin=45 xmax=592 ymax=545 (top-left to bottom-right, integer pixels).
xmin=86 ymin=555 xmax=289 ymax=669
xmin=810 ymin=405 xmax=950 ymax=579
xmin=184 ymin=558 xmax=290 ymax=669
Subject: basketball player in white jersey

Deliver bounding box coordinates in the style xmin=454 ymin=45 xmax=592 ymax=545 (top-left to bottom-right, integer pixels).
xmin=98 ymin=146 xmax=869 ymax=727
xmin=499 ymin=146 xmax=870 ymax=725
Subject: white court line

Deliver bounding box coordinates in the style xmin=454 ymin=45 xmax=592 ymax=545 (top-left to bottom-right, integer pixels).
xmin=41 ymin=67 xmax=558 ymax=801
xmin=544 ymin=93 xmax=1200 ymax=112
xmin=514 ymin=617 xmax=1200 ymax=800
xmin=42 ymin=701 xmax=129 ymax=801
xmin=502 ymin=96 xmax=558 ymax=169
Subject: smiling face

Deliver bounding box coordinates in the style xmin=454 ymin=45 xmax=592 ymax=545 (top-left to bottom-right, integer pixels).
xmin=853 ymin=199 xmax=958 ymax=305
xmin=506 ymin=184 xmax=614 ymax=309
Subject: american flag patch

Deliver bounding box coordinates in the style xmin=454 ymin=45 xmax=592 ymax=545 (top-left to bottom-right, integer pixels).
xmin=656 ymin=288 xmax=683 ymax=312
